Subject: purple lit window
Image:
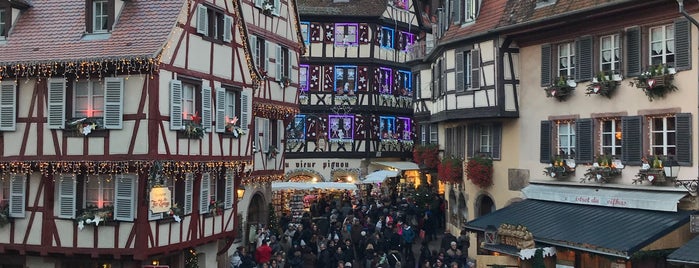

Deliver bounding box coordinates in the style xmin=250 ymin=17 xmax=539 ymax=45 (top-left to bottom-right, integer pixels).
xmin=379 ymin=116 xmax=396 ymax=139
xmin=393 ymin=0 xmax=408 ymax=9
xmin=328 ymin=115 xmax=354 ymax=141
xmin=335 ymin=66 xmax=357 ymax=93
xmin=334 ymin=23 xmax=358 ymax=46
xmin=288 ymin=115 xmax=306 ymax=140
xmin=379 ymin=67 xmax=392 ymax=94
xmin=400 ymin=32 xmax=415 ymax=52
xmin=398 ymin=117 xmax=411 ymax=140
xmin=300 ymin=65 xmax=309 ymax=92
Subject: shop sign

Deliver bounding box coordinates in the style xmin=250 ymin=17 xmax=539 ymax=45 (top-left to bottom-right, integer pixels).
xmin=149 ymin=187 xmax=172 ymax=213
xmin=497 ymin=223 xmax=535 ymax=249
xmin=691 ymin=215 xmax=699 ymax=233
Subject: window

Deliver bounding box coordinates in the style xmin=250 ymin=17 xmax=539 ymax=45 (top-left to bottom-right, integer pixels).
xmin=276 ymin=45 xmax=290 ymax=79
xmin=379 ymin=67 xmax=392 ymax=94
xmin=0 ymin=175 xmax=25 ymax=218
xmin=600 ymin=34 xmax=621 ymax=74
xmin=429 ymin=123 xmax=438 ymax=144
xmin=467 ymin=123 xmax=502 ymax=159
xmin=558 ymin=42 xmax=575 ymax=77
xmin=335 ymin=66 xmax=357 ymax=93
xmin=0 ymin=8 xmax=6 ymax=38
xmin=334 ymin=23 xmax=358 ymax=46
xmin=397 ymin=117 xmax=411 ymax=140
xmin=329 ymin=115 xmax=354 ymax=141
xmin=649 ymin=116 xmax=676 ymax=156
xmin=392 ymin=0 xmax=408 ymax=9
xmin=379 ymin=116 xmax=396 ymax=139
xmin=557 ymin=121 xmax=576 ymax=157
xmin=250 ymin=36 xmax=268 ymax=71
xmin=74 ymin=81 xmax=104 ymax=118
xmin=398 ymin=32 xmax=415 ymax=52
xmin=85 ymin=175 xmax=114 ymax=208
xmin=170 ymin=79 xmax=213 ymax=133
xmin=182 ymin=83 xmax=197 ymax=120
xmin=299 ymin=65 xmax=309 ymax=92
xmin=215 ymin=87 xmax=250 ymax=134
xmin=380 ymin=27 xmax=394 ymax=49
xmin=196 ymin=4 xmax=233 ymax=42
xmin=397 ymin=70 xmax=412 ymax=96
xmin=420 ymin=124 xmax=427 ymax=145
xmin=85 ymin=0 xmax=114 ymax=34
xmin=288 ymin=115 xmax=306 ymax=141
xmin=649 ymin=24 xmax=675 ymax=66
xmin=300 ymin=22 xmax=310 ymax=44
xmin=463 ymin=0 xmax=477 ymax=22
xmin=445 ymin=126 xmax=466 ymax=159
xmin=47 ymin=78 xmax=124 ymax=130
xmin=600 ymin=118 xmax=622 ymax=156
xmin=256 ymin=118 xmax=281 ymax=154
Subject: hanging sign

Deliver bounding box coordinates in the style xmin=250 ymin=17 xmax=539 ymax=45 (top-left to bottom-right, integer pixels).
xmin=691 ymin=215 xmax=699 ymax=233
xmin=149 ymin=187 xmax=172 ymax=213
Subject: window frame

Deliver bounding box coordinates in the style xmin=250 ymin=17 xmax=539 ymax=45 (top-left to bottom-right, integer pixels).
xmin=649 ymin=115 xmax=676 ymax=157
xmin=215 ymin=86 xmax=244 ymax=134
xmin=649 ymin=24 xmax=675 ymax=67
xmin=380 ymin=27 xmax=395 ymax=49
xmin=85 ymin=0 xmax=114 ymax=34
xmin=379 ymin=67 xmax=393 ymax=94
xmin=300 ymin=22 xmax=310 ymax=44
xmin=288 ymin=115 xmax=306 ymax=141
xmin=334 ymin=23 xmax=359 ymax=47
xmin=397 ymin=70 xmax=412 ymax=96
xmin=328 ymin=115 xmax=354 ymax=141
xmin=0 ymin=6 xmax=7 ymax=39
xmin=557 ymin=121 xmax=576 ymax=158
xmin=299 ymin=65 xmax=309 ymax=92
xmin=599 ymin=118 xmax=622 ymax=157
xmin=557 ymin=42 xmax=576 ymax=78
xmin=73 ymin=80 xmax=105 ymax=118
xmin=84 ymin=175 xmax=115 ymax=209
xmin=599 ymin=34 xmax=622 ymax=75
xmin=379 ymin=116 xmax=396 ymax=140
xmin=463 ymin=0 xmax=477 ymax=22
xmin=429 ymin=123 xmax=438 ymax=144
xmin=334 ymin=66 xmax=357 ymax=93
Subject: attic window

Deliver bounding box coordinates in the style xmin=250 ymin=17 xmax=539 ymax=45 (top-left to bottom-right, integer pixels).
xmin=85 ymin=0 xmax=114 ymax=34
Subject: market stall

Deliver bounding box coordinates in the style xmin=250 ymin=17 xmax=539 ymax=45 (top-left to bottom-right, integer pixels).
xmin=271 ymin=182 xmax=358 ymax=223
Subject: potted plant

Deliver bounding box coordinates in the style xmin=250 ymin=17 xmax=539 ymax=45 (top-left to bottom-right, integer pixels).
xmin=545 ymin=76 xmax=576 ymax=101
xmin=585 ymin=72 xmax=619 ymax=98
xmin=76 ymin=205 xmax=114 ymax=230
xmin=635 ymin=155 xmax=667 ymax=184
xmin=630 ymin=64 xmax=677 ymax=101
xmin=581 ymin=155 xmax=623 ymax=183
xmin=412 ymin=144 xmax=439 ymax=169
xmin=543 ymin=156 xmax=576 ymax=178
xmin=66 ymin=117 xmax=104 ymax=136
xmin=224 ymin=116 xmax=246 ymax=138
xmin=466 ymin=154 xmax=493 ymax=188
xmin=438 ymin=155 xmax=463 ymax=184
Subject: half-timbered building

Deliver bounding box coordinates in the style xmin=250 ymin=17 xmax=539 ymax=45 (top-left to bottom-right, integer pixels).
xmin=0 ymin=0 xmax=300 ymax=267
xmin=287 ymin=0 xmax=429 ymax=183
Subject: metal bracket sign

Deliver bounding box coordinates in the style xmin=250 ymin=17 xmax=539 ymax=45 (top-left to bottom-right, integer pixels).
xmin=691 ymin=215 xmax=699 ymax=233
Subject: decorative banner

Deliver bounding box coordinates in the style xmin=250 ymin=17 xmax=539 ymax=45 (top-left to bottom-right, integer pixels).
xmin=149 ymin=186 xmax=172 ymax=213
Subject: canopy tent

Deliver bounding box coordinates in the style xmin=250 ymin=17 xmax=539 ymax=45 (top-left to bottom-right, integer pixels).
xmin=271 ymin=181 xmax=358 ymax=191
xmin=372 ymin=161 xmax=420 ymax=171
xmin=360 ymin=170 xmax=399 ymax=184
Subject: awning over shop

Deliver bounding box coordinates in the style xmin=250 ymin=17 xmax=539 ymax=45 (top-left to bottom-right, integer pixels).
xmin=466 ymin=199 xmax=694 ymax=258
xmin=522 ymin=183 xmax=687 ymax=212
xmin=360 ymin=170 xmax=399 ymax=184
xmin=372 ymin=161 xmax=420 ymax=171
xmin=668 ymin=235 xmax=699 ymax=265
xmin=271 ymin=182 xmax=358 ymax=191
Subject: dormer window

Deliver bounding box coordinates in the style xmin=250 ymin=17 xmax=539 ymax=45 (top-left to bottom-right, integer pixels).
xmin=0 ymin=4 xmax=9 ymax=39
xmin=196 ymin=4 xmax=233 ymax=43
xmin=86 ymin=0 xmax=114 ymax=34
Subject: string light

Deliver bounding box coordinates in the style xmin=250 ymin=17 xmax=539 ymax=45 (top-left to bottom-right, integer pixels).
xmin=0 ymin=55 xmax=162 ymax=82
xmin=253 ymin=102 xmax=299 ymax=121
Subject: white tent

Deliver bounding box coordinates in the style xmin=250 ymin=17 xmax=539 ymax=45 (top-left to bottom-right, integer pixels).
xmin=271 ymin=181 xmax=358 ymax=191
xmin=360 ymin=170 xmax=399 ymax=184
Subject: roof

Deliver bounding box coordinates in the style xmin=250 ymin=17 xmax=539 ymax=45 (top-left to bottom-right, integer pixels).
xmin=502 ymin=0 xmax=632 ymax=27
xmin=466 ymin=199 xmax=694 ymax=258
xmin=0 ymin=0 xmax=184 ymax=64
xmin=668 ymin=235 xmax=699 ymax=265
xmin=439 ymin=0 xmax=508 ymax=44
xmin=297 ymin=0 xmax=388 ymax=17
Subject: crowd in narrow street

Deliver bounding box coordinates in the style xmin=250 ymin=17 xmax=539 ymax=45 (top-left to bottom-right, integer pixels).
xmin=231 ymin=193 xmax=474 ymax=268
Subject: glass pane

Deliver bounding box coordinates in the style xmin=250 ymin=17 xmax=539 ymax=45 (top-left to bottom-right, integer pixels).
xmin=652 ymin=147 xmax=663 ymax=156
xmin=668 ymin=147 xmax=676 ymax=156
xmin=602 ymin=121 xmax=612 ymax=132
xmin=602 ymin=134 xmax=612 ymax=146
xmin=92 ymin=82 xmax=104 ymax=96
xmin=653 ymin=133 xmax=664 ymax=145
xmin=653 ymin=118 xmax=664 ymax=131
xmin=651 ymin=27 xmax=662 ymax=42
xmin=75 ymin=82 xmax=89 ymax=96
xmin=667 ymin=117 xmax=676 ymax=130
xmin=667 ymin=132 xmax=676 ymax=146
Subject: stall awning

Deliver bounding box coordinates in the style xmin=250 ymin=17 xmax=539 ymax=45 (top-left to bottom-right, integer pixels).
xmin=372 ymin=161 xmax=419 ymax=171
xmin=466 ymin=199 xmax=693 ymax=258
xmin=668 ymin=235 xmax=699 ymax=265
xmin=271 ymin=182 xmax=358 ymax=191
xmin=360 ymin=170 xmax=399 ymax=184
xmin=522 ymin=183 xmax=687 ymax=212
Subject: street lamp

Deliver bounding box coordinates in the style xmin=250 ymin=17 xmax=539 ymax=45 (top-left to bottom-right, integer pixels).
xmin=663 ymin=156 xmax=680 ymax=179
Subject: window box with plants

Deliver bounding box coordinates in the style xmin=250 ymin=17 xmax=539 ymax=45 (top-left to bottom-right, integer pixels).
xmin=413 ymin=143 xmax=440 ymax=170
xmin=585 ymin=72 xmax=620 ymax=98
xmin=438 ymin=155 xmax=463 ymax=184
xmin=223 ymin=116 xmax=246 ymax=138
xmin=545 ymin=76 xmax=576 ymax=101
xmin=76 ymin=205 xmax=114 ymax=230
xmin=66 ymin=117 xmax=105 ymax=136
xmin=581 ymin=155 xmax=623 ymax=183
xmin=630 ymin=64 xmax=677 ymax=101
xmin=635 ymin=156 xmax=667 ymax=184
xmin=543 ymin=156 xmax=576 ymax=179
xmin=208 ymin=198 xmax=224 ymax=217
xmin=179 ymin=112 xmax=205 ymax=139
xmin=466 ymin=154 xmax=493 ymax=188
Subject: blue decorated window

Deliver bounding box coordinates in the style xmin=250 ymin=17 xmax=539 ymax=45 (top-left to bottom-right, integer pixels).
xmin=300 ymin=65 xmax=309 ymax=92
xmin=288 ymin=115 xmax=306 ymax=141
xmin=328 ymin=115 xmax=354 ymax=141
xmin=399 ymin=32 xmax=415 ymax=52
xmin=398 ymin=117 xmax=412 ymax=140
xmin=397 ymin=70 xmax=412 ymax=96
xmin=300 ymin=22 xmax=310 ymax=44
xmin=379 ymin=67 xmax=392 ymax=94
xmin=335 ymin=23 xmax=358 ymax=46
xmin=335 ymin=66 xmax=357 ymax=93
xmin=379 ymin=116 xmax=396 ymax=140
xmin=380 ymin=27 xmax=394 ymax=49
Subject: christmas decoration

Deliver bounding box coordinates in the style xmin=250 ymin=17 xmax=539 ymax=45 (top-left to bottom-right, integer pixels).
xmin=630 ymin=64 xmax=677 ymax=101
xmin=76 ymin=205 xmax=114 ymax=229
xmin=544 ymin=76 xmax=575 ymax=101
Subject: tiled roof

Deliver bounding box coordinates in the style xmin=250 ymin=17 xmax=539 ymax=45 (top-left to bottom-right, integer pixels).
xmin=668 ymin=235 xmax=699 ymax=265
xmin=466 ymin=199 xmax=694 ymax=257
xmin=0 ymin=0 xmax=185 ymax=64
xmin=502 ymin=0 xmax=632 ymax=27
xmin=297 ymin=0 xmax=387 ymax=17
xmin=439 ymin=0 xmax=508 ymax=44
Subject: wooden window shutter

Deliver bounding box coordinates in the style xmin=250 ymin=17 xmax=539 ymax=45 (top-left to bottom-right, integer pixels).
xmin=625 ymin=27 xmax=641 ymax=77
xmin=103 ymin=77 xmax=123 ymax=129
xmin=466 ymin=124 xmax=476 ymax=158
xmin=540 ymin=121 xmax=552 ymax=163
xmin=199 ymin=173 xmax=211 ymax=214
xmin=455 ymin=52 xmax=464 ymax=92
xmin=262 ymin=118 xmax=270 ymax=152
xmin=540 ymin=44 xmax=552 ymax=87
xmin=452 ymin=0 xmax=461 ymax=24
xmin=57 ymin=176 xmax=76 ymax=219
xmin=276 ymin=44 xmax=283 ymax=80
xmin=241 ymin=90 xmax=251 ymax=131
xmin=107 ymin=0 xmax=115 ymax=31
xmin=471 ymin=49 xmax=480 ymax=89
xmin=202 ymin=84 xmax=212 ymax=132
xmin=250 ymin=35 xmax=258 ymax=65
xmin=9 ymin=175 xmax=25 ymax=218
xmin=575 ymin=36 xmax=593 ymax=82
xmin=196 ymin=4 xmax=208 ymax=35
xmin=273 ymin=0 xmax=281 ymax=16
xmin=431 ymin=63 xmax=438 ymax=99
xmin=492 ymin=123 xmax=502 ymax=160
xmin=621 ymin=116 xmax=643 ymax=165
xmin=184 ymin=173 xmax=194 ymax=215
xmin=224 ymin=172 xmax=234 ymax=209
xmin=47 ymin=79 xmax=66 ymax=129
xmin=575 ymin=118 xmax=594 ymax=164
xmin=277 ymin=119 xmax=283 ymax=151
xmin=674 ymin=19 xmax=691 ymax=71
xmin=169 ymin=80 xmax=183 ymax=130
xmin=264 ymin=41 xmax=270 ymax=72
xmin=675 ymin=113 xmax=692 ymax=165
xmin=223 ymin=15 xmax=233 ymax=43
xmin=0 ymin=81 xmax=16 ymax=131
xmin=215 ymin=87 xmax=226 ymax=133
xmin=114 ymin=175 xmax=136 ymax=221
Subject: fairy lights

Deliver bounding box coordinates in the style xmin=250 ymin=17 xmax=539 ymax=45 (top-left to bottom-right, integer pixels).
xmin=230 ymin=0 xmax=262 ymax=87
xmin=253 ymin=102 xmax=299 ymax=121
xmin=0 ymin=55 xmax=162 ymax=82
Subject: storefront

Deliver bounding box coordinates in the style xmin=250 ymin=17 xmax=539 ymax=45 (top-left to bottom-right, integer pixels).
xmin=466 ymin=183 xmax=695 ymax=268
xmin=271 ymin=182 xmax=358 ymax=223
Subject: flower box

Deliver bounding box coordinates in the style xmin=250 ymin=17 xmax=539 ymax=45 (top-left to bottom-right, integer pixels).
xmin=630 ymin=64 xmax=677 ymax=101
xmin=466 ymin=155 xmax=492 ymax=188
xmin=635 ymin=168 xmax=666 ymax=184
xmin=543 ymin=158 xmax=576 ymax=179
xmin=66 ymin=117 xmax=105 ymax=136
xmin=76 ymin=206 xmax=114 ymax=230
xmin=545 ymin=76 xmax=576 ymax=101
xmin=586 ymin=73 xmax=619 ymax=98
xmin=413 ymin=144 xmax=439 ymax=169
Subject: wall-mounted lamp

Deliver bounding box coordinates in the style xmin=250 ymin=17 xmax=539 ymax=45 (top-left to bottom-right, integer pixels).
xmin=237 ymin=185 xmax=246 ymax=201
xmin=663 ymin=157 xmax=681 ymax=179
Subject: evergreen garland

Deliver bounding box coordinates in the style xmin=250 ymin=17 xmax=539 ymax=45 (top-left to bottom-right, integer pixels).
xmin=185 ymin=248 xmax=199 ymax=268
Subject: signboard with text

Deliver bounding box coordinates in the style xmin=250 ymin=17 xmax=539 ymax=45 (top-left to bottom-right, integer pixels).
xmin=149 ymin=187 xmax=172 ymax=213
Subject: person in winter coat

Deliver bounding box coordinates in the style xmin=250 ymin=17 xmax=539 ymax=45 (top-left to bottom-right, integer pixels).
xmin=287 ymin=248 xmax=304 ymax=268
xmin=401 ymin=224 xmax=416 ymax=257
xmin=418 ymin=241 xmax=432 ymax=267
xmin=317 ymin=243 xmax=333 ymax=268
xmin=255 ymin=240 xmax=273 ymax=264
xmin=229 ymin=247 xmax=243 ymax=268
xmin=238 ymin=247 xmax=257 ymax=268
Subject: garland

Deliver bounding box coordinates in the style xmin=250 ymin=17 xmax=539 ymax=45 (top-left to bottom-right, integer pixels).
xmin=630 ymin=64 xmax=677 ymax=101
xmin=0 ymin=55 xmax=161 ymax=81
xmin=253 ymin=102 xmax=299 ymax=121
xmin=545 ymin=76 xmax=576 ymax=101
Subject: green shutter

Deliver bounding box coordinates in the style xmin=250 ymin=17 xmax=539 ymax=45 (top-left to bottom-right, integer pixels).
xmin=540 ymin=121 xmax=552 ymax=163
xmin=471 ymin=50 xmax=480 ymax=89
xmin=674 ymin=19 xmax=691 ymax=71
xmin=625 ymin=27 xmax=641 ymax=76
xmin=675 ymin=113 xmax=692 ymax=165
xmin=621 ymin=116 xmax=643 ymax=165
xmin=575 ymin=118 xmax=594 ymax=164
xmin=540 ymin=44 xmax=551 ymax=87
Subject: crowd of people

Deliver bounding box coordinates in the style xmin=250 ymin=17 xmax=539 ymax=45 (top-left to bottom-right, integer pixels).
xmin=230 ymin=192 xmax=473 ymax=268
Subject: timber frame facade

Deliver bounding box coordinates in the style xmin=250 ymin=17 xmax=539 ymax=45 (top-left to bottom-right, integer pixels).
xmin=0 ymin=0 xmax=301 ymax=267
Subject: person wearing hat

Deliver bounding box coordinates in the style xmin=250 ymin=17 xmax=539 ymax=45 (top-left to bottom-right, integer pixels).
xmin=445 ymin=241 xmax=462 ymax=265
